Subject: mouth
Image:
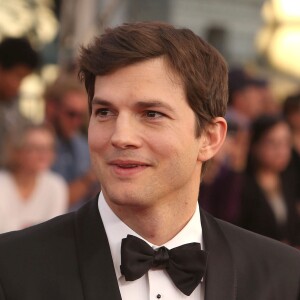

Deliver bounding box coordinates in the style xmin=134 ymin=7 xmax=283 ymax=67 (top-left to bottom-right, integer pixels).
xmin=110 ymin=160 xmax=150 ymax=167
xmin=108 ymin=160 xmax=151 ymax=175
xmin=116 ymin=164 xmax=146 ymax=168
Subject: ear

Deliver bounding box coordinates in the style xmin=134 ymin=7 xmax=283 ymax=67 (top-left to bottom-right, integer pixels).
xmin=197 ymin=117 xmax=227 ymax=162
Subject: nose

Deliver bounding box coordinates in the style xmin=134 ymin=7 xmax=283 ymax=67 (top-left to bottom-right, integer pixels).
xmin=111 ymin=114 xmax=142 ymax=149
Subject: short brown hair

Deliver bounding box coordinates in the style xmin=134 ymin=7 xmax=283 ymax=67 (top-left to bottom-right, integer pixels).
xmin=78 ymin=21 xmax=228 ymax=136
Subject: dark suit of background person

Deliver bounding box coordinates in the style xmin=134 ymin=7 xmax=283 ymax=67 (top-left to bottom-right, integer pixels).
xmin=238 ymin=115 xmax=300 ymax=247
xmin=0 ymin=196 xmax=300 ymax=300
xmin=1 ymin=22 xmax=300 ymax=300
xmin=239 ymin=170 xmax=300 ymax=246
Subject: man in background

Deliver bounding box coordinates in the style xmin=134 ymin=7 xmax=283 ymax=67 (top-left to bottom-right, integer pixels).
xmin=226 ymin=67 xmax=272 ymax=129
xmin=0 ymin=37 xmax=39 ymax=168
xmin=44 ymin=76 xmax=98 ymax=208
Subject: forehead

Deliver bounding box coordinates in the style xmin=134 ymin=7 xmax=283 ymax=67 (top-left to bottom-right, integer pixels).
xmin=93 ymin=57 xmax=185 ymax=104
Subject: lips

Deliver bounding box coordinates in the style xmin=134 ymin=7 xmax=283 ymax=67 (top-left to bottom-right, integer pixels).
xmin=108 ymin=159 xmax=150 ymax=176
xmin=117 ymin=164 xmax=142 ymax=168
xmin=109 ymin=159 xmax=150 ymax=167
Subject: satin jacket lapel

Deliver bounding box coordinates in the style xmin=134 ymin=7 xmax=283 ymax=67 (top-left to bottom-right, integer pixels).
xmin=74 ymin=197 xmax=122 ymax=300
xmin=201 ymin=210 xmax=237 ymax=300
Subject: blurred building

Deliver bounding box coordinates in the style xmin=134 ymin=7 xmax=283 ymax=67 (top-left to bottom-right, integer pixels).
xmin=58 ymin=0 xmax=264 ymax=67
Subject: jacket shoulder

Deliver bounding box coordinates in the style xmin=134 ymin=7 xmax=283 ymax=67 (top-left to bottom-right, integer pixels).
xmin=215 ymin=217 xmax=300 ymax=262
xmin=0 ymin=211 xmax=84 ymax=299
xmin=215 ymin=217 xmax=300 ymax=297
xmin=205 ymin=214 xmax=300 ymax=299
xmin=0 ymin=212 xmax=77 ymax=273
xmin=0 ymin=211 xmax=75 ymax=251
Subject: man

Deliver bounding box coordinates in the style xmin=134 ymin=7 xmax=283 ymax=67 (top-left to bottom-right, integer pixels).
xmin=0 ymin=22 xmax=300 ymax=300
xmin=44 ymin=76 xmax=98 ymax=208
xmin=226 ymin=67 xmax=269 ymax=130
xmin=0 ymin=37 xmax=39 ymax=168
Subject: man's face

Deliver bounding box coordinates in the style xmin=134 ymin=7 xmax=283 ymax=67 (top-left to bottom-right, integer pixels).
xmin=89 ymin=57 xmax=205 ymax=210
xmin=56 ymin=91 xmax=88 ymax=138
xmin=0 ymin=65 xmax=31 ymax=100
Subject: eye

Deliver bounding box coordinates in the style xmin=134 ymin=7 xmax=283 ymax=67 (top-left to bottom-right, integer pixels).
xmin=94 ymin=108 xmax=115 ymax=119
xmin=144 ymin=110 xmax=165 ymax=119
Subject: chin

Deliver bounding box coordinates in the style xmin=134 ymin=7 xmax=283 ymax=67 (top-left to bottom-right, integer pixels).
xmin=102 ymin=186 xmax=152 ymax=208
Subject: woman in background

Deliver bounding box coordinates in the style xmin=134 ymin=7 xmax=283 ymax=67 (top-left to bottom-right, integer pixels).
xmin=0 ymin=123 xmax=68 ymax=233
xmin=239 ymin=115 xmax=300 ymax=246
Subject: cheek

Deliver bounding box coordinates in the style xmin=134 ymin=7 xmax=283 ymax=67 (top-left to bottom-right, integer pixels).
xmin=149 ymin=135 xmax=199 ymax=170
xmin=148 ymin=134 xmax=179 ymax=157
xmin=88 ymin=123 xmax=109 ymax=153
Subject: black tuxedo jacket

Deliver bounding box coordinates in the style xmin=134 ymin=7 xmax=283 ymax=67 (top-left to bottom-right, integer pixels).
xmin=0 ymin=197 xmax=300 ymax=300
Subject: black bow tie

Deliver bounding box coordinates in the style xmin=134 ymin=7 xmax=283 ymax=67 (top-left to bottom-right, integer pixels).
xmin=120 ymin=234 xmax=208 ymax=296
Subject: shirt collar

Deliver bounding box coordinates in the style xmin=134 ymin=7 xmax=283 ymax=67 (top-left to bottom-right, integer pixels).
xmin=98 ymin=192 xmax=203 ymax=280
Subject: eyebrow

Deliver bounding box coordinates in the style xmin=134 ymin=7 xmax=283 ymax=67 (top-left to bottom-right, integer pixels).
xmin=92 ymin=97 xmax=175 ymax=112
xmin=91 ymin=98 xmax=112 ymax=106
xmin=134 ymin=100 xmax=175 ymax=112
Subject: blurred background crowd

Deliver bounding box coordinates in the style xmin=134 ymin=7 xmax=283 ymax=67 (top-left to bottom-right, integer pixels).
xmin=0 ymin=0 xmax=300 ymax=249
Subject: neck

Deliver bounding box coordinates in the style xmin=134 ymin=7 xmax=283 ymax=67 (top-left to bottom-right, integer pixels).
xmin=106 ymin=188 xmax=199 ymax=246
xmin=256 ymin=169 xmax=281 ymax=194
xmin=257 ymin=167 xmax=281 ymax=178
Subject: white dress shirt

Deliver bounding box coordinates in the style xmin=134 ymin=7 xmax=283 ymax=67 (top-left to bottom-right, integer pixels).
xmin=98 ymin=192 xmax=205 ymax=300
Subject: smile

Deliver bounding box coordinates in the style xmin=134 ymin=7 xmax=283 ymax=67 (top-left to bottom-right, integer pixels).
xmin=117 ymin=164 xmax=144 ymax=168
xmin=108 ymin=160 xmax=151 ymax=176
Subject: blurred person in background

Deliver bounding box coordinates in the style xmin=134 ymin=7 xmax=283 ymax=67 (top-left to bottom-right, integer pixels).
xmin=260 ymin=81 xmax=280 ymax=115
xmin=283 ymin=92 xmax=300 ymax=221
xmin=226 ymin=67 xmax=270 ymax=130
xmin=239 ymin=115 xmax=300 ymax=247
xmin=44 ymin=76 xmax=99 ymax=209
xmin=198 ymin=68 xmax=263 ymax=223
xmin=0 ymin=37 xmax=40 ymax=168
xmin=199 ymin=121 xmax=245 ymax=224
xmin=199 ymin=68 xmax=278 ymax=224
xmin=283 ymin=92 xmax=300 ymax=167
xmin=0 ymin=123 xmax=68 ymax=233
xmin=202 ymin=67 xmax=272 ymax=184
